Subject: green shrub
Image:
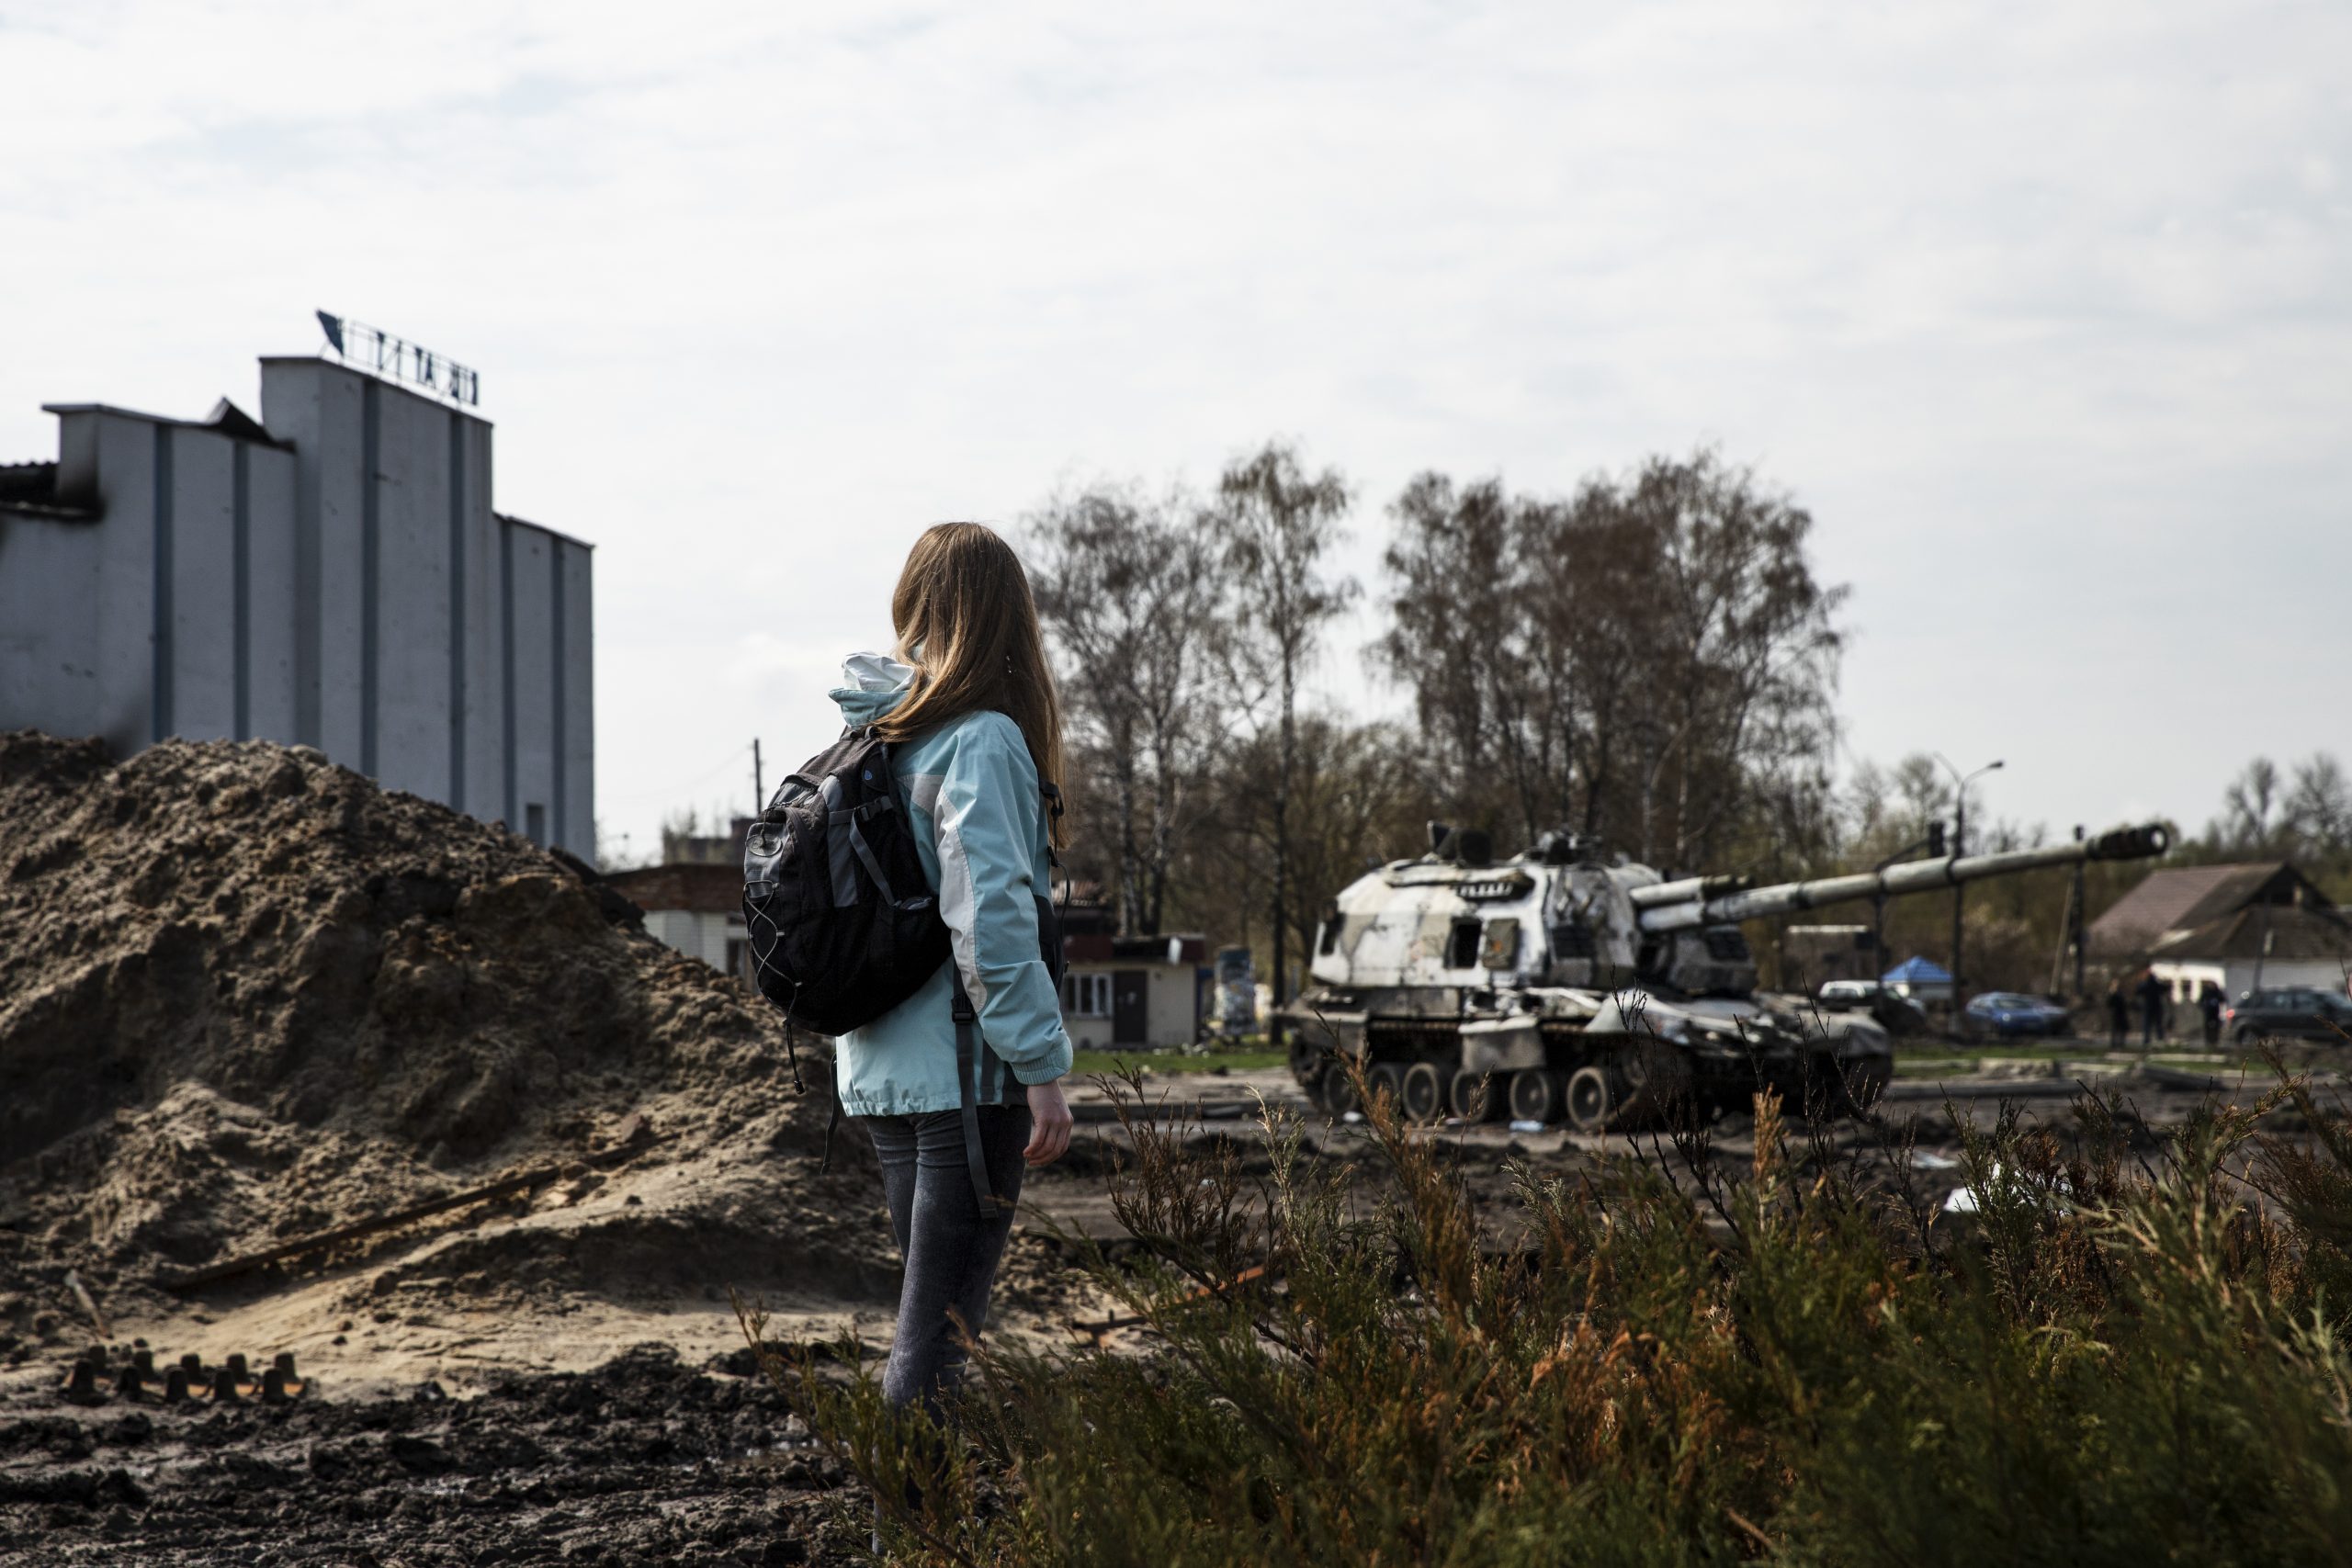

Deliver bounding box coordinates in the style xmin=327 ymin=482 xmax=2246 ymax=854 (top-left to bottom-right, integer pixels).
xmin=752 ymin=1066 xmax=2352 ymax=1565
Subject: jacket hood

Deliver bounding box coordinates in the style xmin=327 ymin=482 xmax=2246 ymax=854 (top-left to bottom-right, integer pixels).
xmin=831 ymin=651 xmax=915 ymax=728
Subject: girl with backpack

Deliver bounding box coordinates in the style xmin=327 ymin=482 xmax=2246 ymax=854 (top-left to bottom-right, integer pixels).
xmin=825 ymin=522 xmax=1076 ymax=1418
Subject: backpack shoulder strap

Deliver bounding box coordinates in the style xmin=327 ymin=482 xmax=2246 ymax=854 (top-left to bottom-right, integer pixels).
xmin=937 ymin=748 xmax=1058 ymax=1219
xmin=1039 ymin=780 xmax=1066 ymax=873
xmin=951 ymin=980 xmax=1015 ymax=1217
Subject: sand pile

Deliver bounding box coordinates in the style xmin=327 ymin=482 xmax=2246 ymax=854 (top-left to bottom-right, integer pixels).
xmin=0 ymin=731 xmax=895 ymax=1356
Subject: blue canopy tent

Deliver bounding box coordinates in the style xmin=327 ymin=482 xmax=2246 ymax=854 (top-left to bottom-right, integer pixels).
xmin=1882 ymin=954 xmax=1954 ymax=1001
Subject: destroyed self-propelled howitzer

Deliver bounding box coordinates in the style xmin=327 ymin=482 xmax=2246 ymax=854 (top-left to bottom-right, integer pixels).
xmin=1284 ymin=819 xmax=2171 ymax=1132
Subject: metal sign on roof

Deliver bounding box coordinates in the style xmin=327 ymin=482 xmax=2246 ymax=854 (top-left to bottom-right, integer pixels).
xmin=314 ymin=311 xmax=481 ymax=407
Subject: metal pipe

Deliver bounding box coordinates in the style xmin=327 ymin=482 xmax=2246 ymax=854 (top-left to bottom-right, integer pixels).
xmin=1635 ymin=822 xmax=2170 ymax=933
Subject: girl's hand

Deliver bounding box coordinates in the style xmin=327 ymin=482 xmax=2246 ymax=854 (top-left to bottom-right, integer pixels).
xmin=1023 ymin=1077 xmax=1073 ymax=1168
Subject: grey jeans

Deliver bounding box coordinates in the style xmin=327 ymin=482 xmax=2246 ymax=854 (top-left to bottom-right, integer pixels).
xmin=865 ymin=1105 xmax=1031 ymax=1415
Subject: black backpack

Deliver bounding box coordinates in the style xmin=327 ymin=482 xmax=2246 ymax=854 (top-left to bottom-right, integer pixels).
xmin=741 ymin=728 xmax=948 ymax=1052
xmin=741 ymin=724 xmax=1066 ymax=1213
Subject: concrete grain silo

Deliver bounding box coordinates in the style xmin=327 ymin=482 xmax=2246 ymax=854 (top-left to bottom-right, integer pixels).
xmin=0 ymin=338 xmax=594 ymax=858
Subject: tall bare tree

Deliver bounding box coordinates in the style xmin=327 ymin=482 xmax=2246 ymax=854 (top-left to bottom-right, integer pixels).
xmin=1378 ymin=451 xmax=1845 ymax=871
xmin=1379 ymin=475 xmax=1522 ymax=826
xmin=2285 ymin=754 xmax=2351 ymax=861
xmin=1843 ymin=759 xmax=1894 ymax=854
xmin=2201 ymin=752 xmax=2351 ymax=889
xmin=1028 ymin=483 xmax=1221 ymax=935
xmin=1209 ymin=443 xmax=1355 ymax=1032
xmin=1182 ymin=715 xmax=1427 ymax=976
xmin=1622 ymin=452 xmax=1847 ymax=866
xmin=2222 ymin=757 xmax=2285 ymax=852
xmin=1890 ymin=754 xmax=1952 ymax=843
xmin=1519 ymin=488 xmax=1655 ymax=846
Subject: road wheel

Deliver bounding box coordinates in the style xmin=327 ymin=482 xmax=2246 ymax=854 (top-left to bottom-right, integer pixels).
xmin=1400 ymin=1062 xmax=1446 ymax=1123
xmin=1292 ymin=1057 xmax=1325 ymax=1105
xmin=1448 ymin=1069 xmax=1501 ymax=1121
xmin=1319 ymin=1064 xmax=1362 ymax=1117
xmin=2235 ymin=1025 xmax=2258 ymax=1047
xmin=1507 ymin=1069 xmax=1561 ymax=1124
xmin=1288 ymin=1035 xmax=1329 ymax=1106
xmin=1564 ymin=1065 xmax=1613 ymax=1134
xmin=1369 ymin=1063 xmax=1408 ymax=1116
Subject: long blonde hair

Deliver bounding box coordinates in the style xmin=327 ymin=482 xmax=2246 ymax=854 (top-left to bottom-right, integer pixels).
xmin=877 ymin=523 xmax=1067 ymax=840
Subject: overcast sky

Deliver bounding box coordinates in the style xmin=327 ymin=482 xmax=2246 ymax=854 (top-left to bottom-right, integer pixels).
xmin=5 ymin=1 xmax=2346 ymax=864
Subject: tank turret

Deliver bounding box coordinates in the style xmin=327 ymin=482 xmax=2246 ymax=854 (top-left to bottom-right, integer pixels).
xmin=1289 ymin=819 xmax=2172 ymax=1134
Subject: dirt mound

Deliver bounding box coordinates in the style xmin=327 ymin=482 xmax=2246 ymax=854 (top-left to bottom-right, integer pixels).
xmin=0 ymin=731 xmax=890 ymax=1355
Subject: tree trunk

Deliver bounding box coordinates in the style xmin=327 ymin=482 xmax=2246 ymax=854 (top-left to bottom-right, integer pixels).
xmin=1142 ymin=727 xmax=1176 ymax=936
xmin=1114 ymin=742 xmax=1141 ymax=936
xmin=1271 ymin=647 xmax=1295 ymax=1048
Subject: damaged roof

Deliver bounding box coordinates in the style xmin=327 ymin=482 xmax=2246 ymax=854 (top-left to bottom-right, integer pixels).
xmin=0 ymin=462 xmax=96 ymax=523
xmin=2149 ymin=903 xmax=2352 ymax=963
xmin=37 ymin=397 xmax=291 ymax=449
xmin=5 ymin=399 xmax=291 ymax=527
xmin=2089 ymin=862 xmax=2332 ymax=957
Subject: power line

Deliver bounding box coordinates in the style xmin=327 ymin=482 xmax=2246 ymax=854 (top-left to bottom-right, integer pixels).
xmin=603 ymin=742 xmax=753 ymax=807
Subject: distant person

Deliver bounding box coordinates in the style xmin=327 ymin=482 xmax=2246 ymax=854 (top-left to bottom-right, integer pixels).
xmin=2106 ymin=982 xmax=2131 ymax=1048
xmin=2136 ymin=969 xmax=2167 ymax=1046
xmin=2199 ymin=981 xmax=2225 ymax=1046
xmin=829 ymin=524 xmax=1075 ymax=1436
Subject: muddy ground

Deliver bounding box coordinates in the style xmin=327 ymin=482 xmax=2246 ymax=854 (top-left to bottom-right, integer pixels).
xmin=2 ymin=1063 xmax=2298 ymax=1568
xmin=0 ymin=1345 xmax=843 ymax=1566
xmin=0 ymin=731 xmax=2326 ymax=1564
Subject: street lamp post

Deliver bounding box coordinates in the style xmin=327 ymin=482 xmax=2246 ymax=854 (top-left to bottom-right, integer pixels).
xmin=1870 ymin=820 xmax=1944 ymax=982
xmin=1934 ymin=753 xmax=2005 ymax=1023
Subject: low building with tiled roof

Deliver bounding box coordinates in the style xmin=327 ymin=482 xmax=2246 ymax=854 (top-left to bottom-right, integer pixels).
xmin=605 ymin=861 xmax=750 ymax=981
xmin=2091 ymin=861 xmax=2350 ymax=1002
xmin=2088 ymin=863 xmax=2325 ymax=957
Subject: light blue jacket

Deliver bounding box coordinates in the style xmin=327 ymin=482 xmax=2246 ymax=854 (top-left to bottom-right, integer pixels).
xmin=830 ymin=653 xmax=1073 ymax=1116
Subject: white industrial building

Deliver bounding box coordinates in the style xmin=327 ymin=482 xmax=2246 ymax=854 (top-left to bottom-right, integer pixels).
xmin=0 ymin=348 xmax=594 ymax=856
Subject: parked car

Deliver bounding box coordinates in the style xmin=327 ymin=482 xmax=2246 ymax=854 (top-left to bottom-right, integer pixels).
xmin=1964 ymin=991 xmax=2073 ymax=1038
xmin=1815 ymin=980 xmax=1929 ymax=1037
xmin=2221 ymin=987 xmax=2352 ymax=1045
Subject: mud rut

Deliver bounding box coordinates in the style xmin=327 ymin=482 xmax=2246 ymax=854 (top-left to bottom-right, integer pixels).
xmin=1 ymin=1345 xmax=854 ymax=1566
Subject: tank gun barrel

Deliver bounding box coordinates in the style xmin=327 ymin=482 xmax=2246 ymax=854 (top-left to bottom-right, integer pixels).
xmin=1626 ymin=873 xmax=1754 ymax=910
xmin=1634 ymin=822 xmax=2172 ymax=932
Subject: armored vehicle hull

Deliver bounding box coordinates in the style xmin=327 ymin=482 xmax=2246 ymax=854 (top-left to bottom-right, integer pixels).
xmin=1286 ymin=821 xmax=2169 ymax=1131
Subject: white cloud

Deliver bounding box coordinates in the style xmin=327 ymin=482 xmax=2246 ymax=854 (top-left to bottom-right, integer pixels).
xmin=2 ymin=0 xmax=2346 ymax=856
